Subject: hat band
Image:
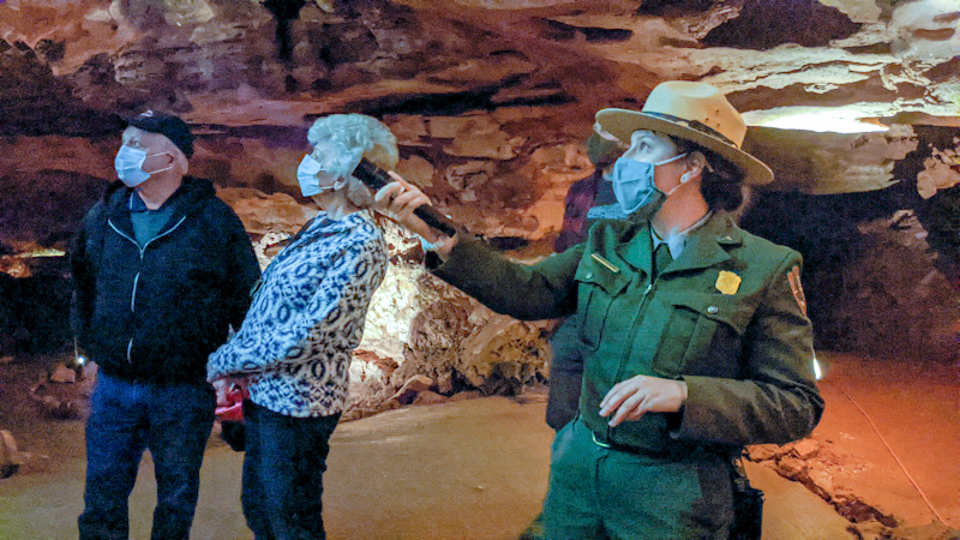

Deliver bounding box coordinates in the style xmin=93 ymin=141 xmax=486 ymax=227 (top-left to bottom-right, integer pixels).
xmin=642 ymin=112 xmax=738 ymax=148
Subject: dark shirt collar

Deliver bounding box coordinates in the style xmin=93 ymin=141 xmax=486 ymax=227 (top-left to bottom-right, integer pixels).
xmin=128 ymin=192 xmax=149 ymax=212
xmin=128 ymin=191 xmax=177 ymax=213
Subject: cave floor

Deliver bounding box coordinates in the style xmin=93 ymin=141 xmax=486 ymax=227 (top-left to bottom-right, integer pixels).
xmin=0 ymin=351 xmax=956 ymax=540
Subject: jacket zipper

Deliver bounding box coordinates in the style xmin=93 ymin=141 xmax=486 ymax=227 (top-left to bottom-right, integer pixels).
xmin=108 ymin=216 xmax=187 ymax=363
xmin=607 ymin=280 xmax=656 ymax=442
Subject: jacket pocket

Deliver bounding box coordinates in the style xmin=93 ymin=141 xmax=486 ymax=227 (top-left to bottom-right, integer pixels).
xmin=574 ymin=255 xmax=630 ymax=349
xmin=653 ymin=293 xmax=754 ymax=378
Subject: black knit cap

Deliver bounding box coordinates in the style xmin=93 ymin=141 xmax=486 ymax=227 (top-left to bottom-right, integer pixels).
xmin=126 ymin=110 xmax=194 ymax=158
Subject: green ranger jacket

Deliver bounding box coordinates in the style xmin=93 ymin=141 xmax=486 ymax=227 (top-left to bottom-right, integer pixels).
xmin=432 ymin=214 xmax=824 ymax=456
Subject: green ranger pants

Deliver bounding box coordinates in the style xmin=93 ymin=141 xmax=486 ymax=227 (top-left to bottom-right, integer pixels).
xmin=542 ymin=418 xmax=735 ymax=540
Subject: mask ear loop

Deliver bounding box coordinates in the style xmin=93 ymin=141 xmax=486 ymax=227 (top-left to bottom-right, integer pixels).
xmin=661 ymin=153 xmax=692 ymax=197
xmin=143 ymin=151 xmax=174 ymax=176
xmin=686 ymin=152 xmax=714 ymax=181
xmin=678 ymin=153 xmax=713 ymax=185
xmin=673 ymin=151 xmax=707 ymax=186
xmin=314 ymin=176 xmax=349 ymax=195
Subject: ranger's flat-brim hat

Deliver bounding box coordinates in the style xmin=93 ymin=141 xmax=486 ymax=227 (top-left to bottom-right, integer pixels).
xmin=595 ymin=81 xmax=773 ymax=185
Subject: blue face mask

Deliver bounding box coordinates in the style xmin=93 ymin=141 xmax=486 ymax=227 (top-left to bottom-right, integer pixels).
xmin=610 ymin=153 xmax=688 ymax=215
xmin=297 ymin=154 xmax=348 ymax=198
xmin=297 ymin=154 xmax=325 ymax=197
xmin=114 ymin=145 xmax=170 ymax=188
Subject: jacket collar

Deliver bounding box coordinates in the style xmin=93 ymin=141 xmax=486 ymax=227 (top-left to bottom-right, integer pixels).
xmin=668 ymin=214 xmax=741 ymax=273
xmin=104 ymin=176 xmax=216 ymax=234
xmin=304 ymin=209 xmax=373 ymax=234
xmin=282 ymin=210 xmax=374 ymax=249
xmin=615 ymin=213 xmax=742 ymax=276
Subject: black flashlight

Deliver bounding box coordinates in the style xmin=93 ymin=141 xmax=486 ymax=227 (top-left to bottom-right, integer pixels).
xmin=352 ymin=159 xmax=459 ymax=238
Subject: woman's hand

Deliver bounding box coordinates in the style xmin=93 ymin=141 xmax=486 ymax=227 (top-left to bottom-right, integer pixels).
xmin=599 ymin=375 xmax=688 ymax=427
xmin=374 ymin=172 xmax=458 ymax=258
xmin=212 ymin=375 xmax=249 ymax=408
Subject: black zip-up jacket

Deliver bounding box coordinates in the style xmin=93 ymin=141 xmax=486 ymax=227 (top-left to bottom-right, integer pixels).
xmin=72 ymin=177 xmax=261 ymax=385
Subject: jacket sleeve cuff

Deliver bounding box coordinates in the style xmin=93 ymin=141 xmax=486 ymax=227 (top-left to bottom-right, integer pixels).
xmin=428 ymin=237 xmax=492 ymax=277
xmin=667 ymin=375 xmax=728 ymax=441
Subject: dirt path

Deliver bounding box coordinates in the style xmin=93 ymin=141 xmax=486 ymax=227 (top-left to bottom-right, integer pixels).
xmin=1 ymin=395 xmax=858 ymax=540
xmin=810 ymin=352 xmax=959 ymax=528
xmin=0 ymin=351 xmax=957 ymax=540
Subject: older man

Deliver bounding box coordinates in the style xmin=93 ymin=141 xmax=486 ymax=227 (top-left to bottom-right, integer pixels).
xmin=72 ymin=110 xmax=260 ymax=540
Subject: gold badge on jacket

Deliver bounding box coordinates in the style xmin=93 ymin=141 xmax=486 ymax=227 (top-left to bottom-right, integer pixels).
xmin=715 ymin=270 xmax=741 ymax=295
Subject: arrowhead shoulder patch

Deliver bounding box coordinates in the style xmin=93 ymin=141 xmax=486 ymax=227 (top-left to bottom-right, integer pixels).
xmin=787 ymin=265 xmax=807 ymax=317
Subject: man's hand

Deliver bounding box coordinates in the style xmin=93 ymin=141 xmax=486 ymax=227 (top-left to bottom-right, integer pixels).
xmin=599 ymin=375 xmax=688 ymax=427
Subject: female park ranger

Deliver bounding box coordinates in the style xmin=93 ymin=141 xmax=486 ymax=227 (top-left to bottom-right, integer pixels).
xmin=376 ymin=81 xmax=824 ymax=540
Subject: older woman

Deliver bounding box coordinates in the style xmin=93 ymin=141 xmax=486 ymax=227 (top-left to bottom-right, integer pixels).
xmin=207 ymin=114 xmax=395 ymax=540
xmin=378 ymin=81 xmax=824 ymax=540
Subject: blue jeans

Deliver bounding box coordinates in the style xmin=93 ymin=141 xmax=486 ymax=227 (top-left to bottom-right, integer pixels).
xmin=241 ymin=401 xmax=341 ymax=540
xmin=78 ymin=373 xmax=215 ymax=540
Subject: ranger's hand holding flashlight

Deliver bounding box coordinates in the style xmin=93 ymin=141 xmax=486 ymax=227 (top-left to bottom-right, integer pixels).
xmin=374 ymin=173 xmax=459 ymax=259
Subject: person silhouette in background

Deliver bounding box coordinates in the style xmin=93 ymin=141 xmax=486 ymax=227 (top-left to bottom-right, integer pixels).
xmin=547 ymin=133 xmax=624 ymax=432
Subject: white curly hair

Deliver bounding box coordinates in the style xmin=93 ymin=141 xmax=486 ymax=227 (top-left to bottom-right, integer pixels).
xmin=306 ymin=114 xmax=399 ymax=180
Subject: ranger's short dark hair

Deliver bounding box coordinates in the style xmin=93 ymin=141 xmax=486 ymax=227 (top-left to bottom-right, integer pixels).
xmin=671 ymin=137 xmax=745 ymax=212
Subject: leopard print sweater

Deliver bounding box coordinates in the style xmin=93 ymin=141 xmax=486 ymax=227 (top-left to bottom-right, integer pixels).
xmin=207 ymin=210 xmax=387 ymax=418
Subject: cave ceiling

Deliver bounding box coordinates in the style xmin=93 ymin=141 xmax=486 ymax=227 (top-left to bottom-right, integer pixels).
xmin=0 ymin=1 xmax=958 ymax=363
xmin=0 ymin=0 xmax=958 ymax=212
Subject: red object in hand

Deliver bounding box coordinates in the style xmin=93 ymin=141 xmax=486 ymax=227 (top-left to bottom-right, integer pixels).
xmin=215 ymin=386 xmax=247 ymax=423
